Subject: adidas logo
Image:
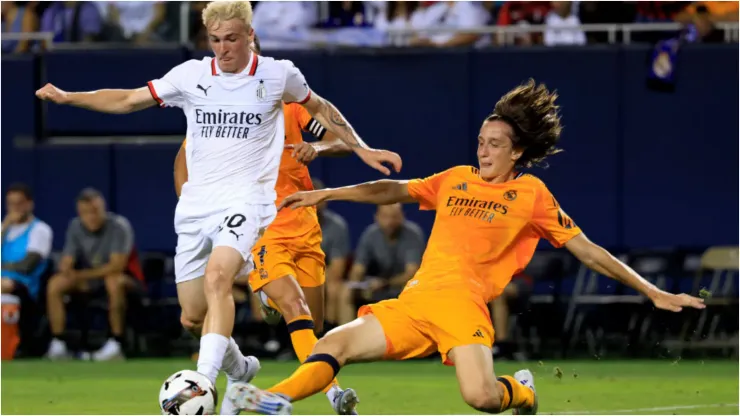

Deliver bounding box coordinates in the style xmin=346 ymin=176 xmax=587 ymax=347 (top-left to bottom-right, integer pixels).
xmin=453 ymin=182 xmax=468 ymax=192
xmin=473 ymin=329 xmax=484 ymax=338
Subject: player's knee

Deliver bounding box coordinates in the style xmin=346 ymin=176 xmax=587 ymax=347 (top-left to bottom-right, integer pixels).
xmin=180 ymin=313 xmax=204 ymax=337
xmin=312 ymin=331 xmax=350 ymax=365
xmin=203 ymin=267 xmax=233 ymax=298
xmin=461 ymin=384 xmax=502 ymax=413
xmin=275 ymin=291 xmax=310 ymax=321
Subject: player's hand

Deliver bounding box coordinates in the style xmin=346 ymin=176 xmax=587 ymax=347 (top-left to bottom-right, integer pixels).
xmin=650 ymin=290 xmax=705 ymax=312
xmin=278 ymin=190 xmax=327 ymax=210
xmin=35 ymin=83 xmax=71 ymax=105
xmin=355 ymin=148 xmax=402 ymax=176
xmin=285 ymin=143 xmax=318 ymax=164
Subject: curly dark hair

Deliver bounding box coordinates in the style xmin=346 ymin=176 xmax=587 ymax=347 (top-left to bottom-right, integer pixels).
xmin=487 ymin=79 xmax=563 ymax=168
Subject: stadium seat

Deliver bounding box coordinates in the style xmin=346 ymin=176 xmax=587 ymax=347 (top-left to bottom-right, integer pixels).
xmin=561 ymin=252 xmax=647 ymax=357
xmin=667 ymin=246 xmax=739 ymax=357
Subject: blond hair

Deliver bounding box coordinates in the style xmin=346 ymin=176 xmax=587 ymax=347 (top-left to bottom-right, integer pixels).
xmin=202 ymin=1 xmax=253 ymax=30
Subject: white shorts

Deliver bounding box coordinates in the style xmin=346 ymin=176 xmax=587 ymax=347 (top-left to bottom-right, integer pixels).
xmin=174 ymin=202 xmax=277 ymax=284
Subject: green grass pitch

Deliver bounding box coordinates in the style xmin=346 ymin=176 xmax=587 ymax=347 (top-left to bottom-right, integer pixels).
xmin=2 ymin=359 xmax=738 ymax=414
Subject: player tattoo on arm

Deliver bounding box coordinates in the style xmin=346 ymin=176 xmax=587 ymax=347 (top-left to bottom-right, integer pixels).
xmin=307 ymin=95 xmax=369 ymax=150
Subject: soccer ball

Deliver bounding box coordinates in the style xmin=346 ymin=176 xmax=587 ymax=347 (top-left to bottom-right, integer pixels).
xmin=159 ymin=370 xmax=217 ymax=415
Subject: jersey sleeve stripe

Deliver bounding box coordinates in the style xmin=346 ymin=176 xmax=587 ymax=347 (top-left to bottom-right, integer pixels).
xmin=248 ymin=55 xmax=259 ymax=76
xmin=146 ymin=81 xmax=164 ymax=107
xmin=297 ymin=90 xmax=311 ymax=105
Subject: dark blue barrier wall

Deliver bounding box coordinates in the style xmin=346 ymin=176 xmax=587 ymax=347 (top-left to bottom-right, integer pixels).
xmin=2 ymin=45 xmax=737 ymax=252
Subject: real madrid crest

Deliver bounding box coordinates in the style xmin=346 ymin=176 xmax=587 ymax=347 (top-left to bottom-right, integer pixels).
xmin=256 ymin=80 xmax=267 ymax=101
xmin=503 ymin=190 xmax=517 ymax=201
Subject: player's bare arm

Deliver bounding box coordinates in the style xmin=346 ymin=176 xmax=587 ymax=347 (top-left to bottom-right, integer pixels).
xmin=279 ymin=180 xmax=416 ymax=210
xmin=35 ymin=84 xmax=157 ymax=114
xmin=72 ymin=253 xmax=128 ymax=280
xmin=564 ymin=233 xmax=705 ymax=312
xmin=285 ymin=132 xmax=350 ymax=165
xmin=301 ymin=93 xmax=402 ymax=176
xmin=174 ymin=143 xmax=187 ymax=197
xmin=310 ymin=131 xmax=352 ymax=157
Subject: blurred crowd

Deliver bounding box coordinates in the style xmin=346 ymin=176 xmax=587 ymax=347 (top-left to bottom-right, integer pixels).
xmin=2 ymin=1 xmax=737 ymax=53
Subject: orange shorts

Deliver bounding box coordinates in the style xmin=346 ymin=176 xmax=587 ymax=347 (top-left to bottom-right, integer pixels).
xmin=248 ymin=226 xmax=326 ymax=293
xmin=358 ymin=289 xmax=494 ymax=366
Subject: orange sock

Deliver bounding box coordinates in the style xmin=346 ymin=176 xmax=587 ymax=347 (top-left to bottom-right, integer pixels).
xmin=268 ymin=354 xmax=340 ymax=401
xmin=497 ymin=375 xmax=534 ymax=411
xmin=286 ymin=315 xmax=339 ymax=394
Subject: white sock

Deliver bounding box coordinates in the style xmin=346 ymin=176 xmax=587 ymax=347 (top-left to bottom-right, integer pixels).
xmin=221 ymin=337 xmax=247 ymax=381
xmin=326 ymin=384 xmax=342 ymax=402
xmin=197 ymin=333 xmax=230 ymax=385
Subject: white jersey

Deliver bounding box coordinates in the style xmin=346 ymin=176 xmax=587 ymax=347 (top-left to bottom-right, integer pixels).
xmin=148 ymin=54 xmax=311 ymax=207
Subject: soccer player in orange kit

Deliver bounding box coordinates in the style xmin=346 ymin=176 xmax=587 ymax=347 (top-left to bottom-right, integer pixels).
xmin=174 ymin=33 xmax=362 ymax=416
xmin=224 ymin=79 xmax=706 ymax=415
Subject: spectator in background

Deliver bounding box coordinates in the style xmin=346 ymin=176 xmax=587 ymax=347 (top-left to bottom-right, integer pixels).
xmin=339 ymin=203 xmax=424 ymax=324
xmin=1 ymin=183 xmax=52 ymax=358
xmin=1 ymin=1 xmax=39 ymax=53
xmin=96 ymin=1 xmax=166 ymax=43
xmin=635 ymin=1 xmax=687 ymax=23
xmin=544 ymin=1 xmax=586 ymax=46
xmin=45 ymin=188 xmax=144 ymax=361
xmin=633 ymin=1 xmax=688 ymax=43
xmin=40 ymin=1 xmax=102 ymax=44
xmin=373 ymin=1 xmax=423 ymax=45
xmin=410 ymin=1 xmax=489 ymax=48
xmin=312 ymin=178 xmax=351 ymax=329
xmin=188 ymin=1 xmax=209 ymax=50
xmin=252 ymin=1 xmax=317 ymax=34
xmin=676 ymin=2 xmax=735 ymax=43
xmin=1 ymin=183 xmax=53 ymax=300
xmin=490 ymin=273 xmax=532 ymax=361
xmin=323 ymin=1 xmax=371 ymax=28
xmin=684 ymin=4 xmax=725 ymax=43
xmin=676 ymin=1 xmax=739 ymax=23
xmin=495 ymin=1 xmax=551 ymax=46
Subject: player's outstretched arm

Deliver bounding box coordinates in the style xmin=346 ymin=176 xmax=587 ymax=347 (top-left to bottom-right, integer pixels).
xmin=564 ymin=233 xmax=706 ymax=312
xmin=279 ymin=180 xmax=416 ymax=210
xmin=35 ymin=83 xmax=157 ymax=114
xmin=301 ymin=93 xmax=402 ymax=176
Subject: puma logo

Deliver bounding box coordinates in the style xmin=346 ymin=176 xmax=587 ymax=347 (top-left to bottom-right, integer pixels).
xmin=229 ymin=230 xmax=243 ymax=240
xmin=196 ymin=84 xmax=211 ymax=96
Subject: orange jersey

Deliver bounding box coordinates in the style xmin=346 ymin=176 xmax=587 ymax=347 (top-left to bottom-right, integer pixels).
xmin=181 ymin=103 xmax=320 ymax=239
xmin=405 ymin=166 xmax=582 ymax=306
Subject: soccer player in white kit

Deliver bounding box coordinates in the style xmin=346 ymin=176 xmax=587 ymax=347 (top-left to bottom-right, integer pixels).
xmin=36 ymin=2 xmax=402 ymax=414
